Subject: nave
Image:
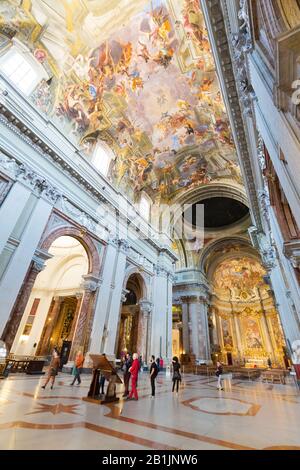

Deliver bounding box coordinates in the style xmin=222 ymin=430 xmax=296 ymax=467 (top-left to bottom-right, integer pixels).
xmin=0 ymin=372 xmax=299 ymax=450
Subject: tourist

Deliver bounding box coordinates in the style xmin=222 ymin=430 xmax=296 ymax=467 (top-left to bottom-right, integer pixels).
xmin=123 ymin=352 xmax=132 ymax=397
xmin=149 ymin=355 xmax=158 ymax=398
xmin=267 ymin=357 xmax=272 ymax=369
xmin=172 ymin=356 xmax=181 ymax=393
xmin=41 ymin=348 xmax=60 ymax=390
xmin=127 ymin=353 xmax=140 ymax=400
xmin=216 ymin=361 xmax=224 ymax=390
xmin=99 ymin=372 xmax=106 ymax=395
xmin=159 ymin=356 xmax=164 ymax=370
xmin=156 ymin=357 xmax=160 ymax=372
xmin=70 ymin=351 xmax=84 ymax=386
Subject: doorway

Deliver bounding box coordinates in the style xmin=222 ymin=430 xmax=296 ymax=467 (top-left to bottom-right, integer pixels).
xmin=227 ymin=352 xmax=233 ymax=366
xmin=12 ymin=236 xmax=88 ymax=356
xmin=116 ymin=274 xmax=145 ymax=359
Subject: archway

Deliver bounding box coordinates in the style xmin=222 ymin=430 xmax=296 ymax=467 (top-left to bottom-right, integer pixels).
xmin=116 ymin=273 xmax=147 ymax=359
xmin=11 ymin=236 xmax=89 ymax=363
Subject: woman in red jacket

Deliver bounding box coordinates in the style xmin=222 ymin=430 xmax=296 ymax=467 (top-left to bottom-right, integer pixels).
xmin=127 ymin=353 xmax=140 ymax=400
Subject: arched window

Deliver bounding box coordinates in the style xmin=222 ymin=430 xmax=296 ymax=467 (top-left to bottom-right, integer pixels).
xmin=91 ymin=142 xmax=115 ymax=177
xmin=138 ymin=192 xmax=152 ymax=221
xmin=0 ymin=42 xmax=48 ymax=95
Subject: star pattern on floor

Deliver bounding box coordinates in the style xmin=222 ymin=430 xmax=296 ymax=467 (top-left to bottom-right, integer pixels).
xmin=27 ymin=402 xmax=80 ymax=416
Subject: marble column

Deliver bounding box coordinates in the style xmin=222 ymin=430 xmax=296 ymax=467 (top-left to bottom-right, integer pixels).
xmin=138 ymin=300 xmax=152 ymax=363
xmin=0 ymin=196 xmax=53 ymax=337
xmin=104 ymin=239 xmax=129 ymax=355
xmin=181 ymin=301 xmax=190 ymax=354
xmin=185 ymin=296 xmax=211 ymax=362
xmin=36 ymin=296 xmax=62 ymax=356
xmin=88 ymin=242 xmax=118 ymax=354
xmin=199 ymin=296 xmax=211 ymax=361
xmin=260 ymin=314 xmax=273 ymax=357
xmin=2 ymin=259 xmax=45 ymax=352
xmin=0 ymin=181 xmax=31 ymax=256
xmin=166 ymin=273 xmax=173 ymax=361
xmin=150 ymin=267 xmax=168 ymax=359
xmin=266 ymin=314 xmax=281 ymax=360
xmin=214 ymin=312 xmax=223 ymax=350
xmin=70 ymin=275 xmax=99 ymax=359
xmin=68 ymin=294 xmax=83 ymax=342
xmin=233 ymin=313 xmax=243 ymax=356
xmin=188 ymin=297 xmax=199 ymax=358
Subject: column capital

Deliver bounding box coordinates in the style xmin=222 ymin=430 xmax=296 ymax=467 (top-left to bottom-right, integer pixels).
xmin=32 ymin=248 xmax=53 ymax=273
xmin=121 ymin=288 xmax=130 ymax=303
xmin=179 ymin=293 xmax=209 ymax=305
xmin=81 ymin=274 xmax=101 ymax=293
xmin=139 ymin=299 xmax=153 ymax=315
xmin=0 ymin=153 xmax=21 ymax=179
xmin=283 ymin=240 xmax=300 ymax=269
xmin=154 ymin=264 xmax=171 ymax=277
xmin=109 ymin=236 xmax=130 ymax=254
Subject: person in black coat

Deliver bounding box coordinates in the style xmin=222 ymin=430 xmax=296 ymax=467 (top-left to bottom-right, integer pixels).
xmin=172 ymin=356 xmax=181 ymax=393
xmin=149 ymin=355 xmax=159 ymax=397
xmin=123 ymin=353 xmax=132 ymax=397
xmin=216 ymin=361 xmax=224 ymax=390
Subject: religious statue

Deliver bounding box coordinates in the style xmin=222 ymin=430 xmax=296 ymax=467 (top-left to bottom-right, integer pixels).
xmin=291 ymin=340 xmax=300 ymax=364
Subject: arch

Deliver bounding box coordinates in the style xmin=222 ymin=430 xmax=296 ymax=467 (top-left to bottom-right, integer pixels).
xmin=199 ymin=236 xmax=261 ymax=280
xmin=41 ymin=226 xmax=101 ymax=277
xmin=169 ymin=183 xmax=251 ymax=242
xmin=171 ymin=182 xmax=248 ymax=208
xmin=123 ymin=267 xmax=149 ymax=301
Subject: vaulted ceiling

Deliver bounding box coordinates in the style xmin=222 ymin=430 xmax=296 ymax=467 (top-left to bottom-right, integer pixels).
xmin=0 ymin=0 xmax=243 ymax=203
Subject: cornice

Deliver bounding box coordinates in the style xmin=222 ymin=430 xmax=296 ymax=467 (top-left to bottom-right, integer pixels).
xmin=200 ymin=0 xmax=263 ymax=232
xmin=0 ymin=102 xmax=175 ymax=257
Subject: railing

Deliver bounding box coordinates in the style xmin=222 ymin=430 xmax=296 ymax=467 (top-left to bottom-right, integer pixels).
xmin=5 ymin=355 xmax=47 ymax=374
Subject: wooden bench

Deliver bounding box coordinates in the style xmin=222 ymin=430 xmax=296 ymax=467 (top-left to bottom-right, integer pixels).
xmin=232 ymin=367 xmax=263 ymax=381
xmin=261 ymin=369 xmax=287 ymax=385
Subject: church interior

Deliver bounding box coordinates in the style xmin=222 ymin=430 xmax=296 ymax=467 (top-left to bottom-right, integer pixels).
xmin=0 ymin=0 xmax=299 ymax=451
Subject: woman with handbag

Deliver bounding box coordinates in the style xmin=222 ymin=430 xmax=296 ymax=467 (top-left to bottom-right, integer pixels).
xmin=172 ymin=356 xmax=181 ymax=393
xmin=41 ymin=348 xmax=60 ymax=390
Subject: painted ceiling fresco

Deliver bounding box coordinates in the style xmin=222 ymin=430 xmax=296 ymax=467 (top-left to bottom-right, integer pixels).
xmin=213 ymin=257 xmax=268 ymax=302
xmin=0 ymin=0 xmax=242 ymax=202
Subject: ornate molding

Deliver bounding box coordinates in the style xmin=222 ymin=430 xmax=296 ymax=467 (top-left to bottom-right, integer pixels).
xmin=0 ymin=152 xmax=61 ymax=203
xmin=0 ymin=152 xmax=21 ymax=179
xmin=248 ymin=226 xmax=277 ymax=271
xmin=201 ymin=0 xmax=263 ymax=232
xmin=118 ymin=238 xmax=130 ymax=254
xmin=128 ymin=247 xmax=154 ymax=272
xmin=231 ymin=0 xmax=256 ymax=116
xmin=0 ymin=106 xmax=173 ymax=255
xmin=59 ymin=197 xmax=98 ymax=233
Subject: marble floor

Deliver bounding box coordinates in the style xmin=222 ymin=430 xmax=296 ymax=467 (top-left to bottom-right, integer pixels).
xmin=0 ymin=371 xmax=299 ymax=450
